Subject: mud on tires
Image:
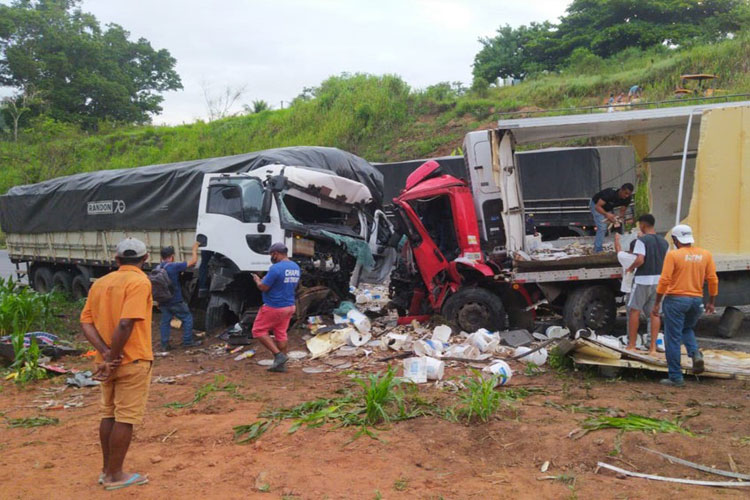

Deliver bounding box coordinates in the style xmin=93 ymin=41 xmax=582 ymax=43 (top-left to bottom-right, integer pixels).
xmin=563 ymin=285 xmax=616 ymax=334
xmin=442 ymin=287 xmax=506 ymax=333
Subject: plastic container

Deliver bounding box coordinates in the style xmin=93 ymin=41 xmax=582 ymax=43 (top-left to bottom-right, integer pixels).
xmin=513 ymin=346 xmax=548 ymax=366
xmin=423 ymin=356 xmax=445 ymax=380
xmin=469 ymin=330 xmax=498 ymax=353
xmin=545 ymin=326 xmax=570 ymax=339
xmin=483 ymin=360 xmax=512 ymax=386
xmin=413 ymin=339 xmax=445 ymax=357
xmin=345 ymin=308 xmax=371 ymax=334
xmin=402 ymin=357 xmax=427 ymax=383
xmin=431 ymin=325 xmax=452 ymax=343
xmin=445 ymin=344 xmax=480 ymax=359
xmin=347 ymin=329 xmax=371 ymax=347
xmin=383 ymin=333 xmax=410 ymax=351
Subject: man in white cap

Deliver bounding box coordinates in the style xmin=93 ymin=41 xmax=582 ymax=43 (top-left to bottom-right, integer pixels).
xmin=652 ymin=225 xmax=718 ymax=387
xmin=251 ymin=242 xmax=300 ymax=372
xmin=80 ymin=237 xmax=153 ymax=490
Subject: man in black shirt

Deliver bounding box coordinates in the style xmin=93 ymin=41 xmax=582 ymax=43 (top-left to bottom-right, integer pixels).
xmin=589 ymin=183 xmax=634 ymax=252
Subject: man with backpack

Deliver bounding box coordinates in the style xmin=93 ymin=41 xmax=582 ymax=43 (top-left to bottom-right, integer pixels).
xmin=155 ymin=241 xmax=202 ymax=350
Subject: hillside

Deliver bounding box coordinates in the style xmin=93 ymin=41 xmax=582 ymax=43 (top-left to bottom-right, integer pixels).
xmin=1 ymin=33 xmax=750 ymax=195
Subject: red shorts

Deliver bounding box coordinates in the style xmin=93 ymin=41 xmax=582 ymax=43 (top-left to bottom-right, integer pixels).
xmin=252 ymin=305 xmax=296 ymax=342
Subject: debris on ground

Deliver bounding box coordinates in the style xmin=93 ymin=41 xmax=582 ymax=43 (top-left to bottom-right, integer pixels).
xmin=65 ymin=371 xmax=99 ymax=387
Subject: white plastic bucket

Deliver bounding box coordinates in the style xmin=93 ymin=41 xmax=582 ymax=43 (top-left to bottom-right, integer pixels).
xmin=483 ymin=360 xmax=512 ymax=386
xmin=383 ymin=333 xmax=409 ymax=351
xmin=423 ymin=356 xmax=445 ymax=380
xmin=513 ymin=346 xmax=548 ymax=366
xmin=346 ymin=309 xmax=371 ymax=334
xmin=403 ymin=357 xmax=427 ymax=383
xmin=545 ymin=326 xmax=570 ymax=339
xmin=445 ymin=344 xmax=480 ymax=359
xmin=469 ymin=330 xmax=496 ymax=352
xmin=431 ymin=325 xmax=452 ymax=343
xmin=413 ymin=340 xmax=439 ymax=357
xmin=347 ymin=329 xmax=371 ymax=347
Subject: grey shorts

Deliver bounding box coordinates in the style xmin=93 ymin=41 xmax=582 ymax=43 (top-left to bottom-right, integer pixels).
xmin=628 ymin=283 xmax=658 ymax=313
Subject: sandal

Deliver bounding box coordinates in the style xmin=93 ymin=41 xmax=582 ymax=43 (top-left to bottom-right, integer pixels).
xmin=103 ymin=473 xmax=149 ymax=490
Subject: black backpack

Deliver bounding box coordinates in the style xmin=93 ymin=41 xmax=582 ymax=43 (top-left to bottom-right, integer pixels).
xmin=149 ymin=264 xmax=175 ymax=303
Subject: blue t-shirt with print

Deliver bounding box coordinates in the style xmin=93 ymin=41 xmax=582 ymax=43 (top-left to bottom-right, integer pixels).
xmin=261 ymin=259 xmax=300 ymax=308
xmin=162 ymin=261 xmax=187 ymax=304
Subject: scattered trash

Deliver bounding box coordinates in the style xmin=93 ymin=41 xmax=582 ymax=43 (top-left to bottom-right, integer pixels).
xmin=302 ymin=366 xmax=326 ymax=374
xmin=514 ymin=346 xmax=548 ymax=366
xmin=596 ymin=462 xmax=750 ymax=488
xmin=403 ymin=357 xmax=427 ymax=383
xmin=307 ymin=316 xmax=325 ymax=325
xmin=153 ymin=370 xmax=206 ymax=384
xmin=541 ymin=461 xmax=550 ymax=473
xmin=234 ymin=350 xmax=256 ymax=361
xmin=431 ymin=325 xmax=452 ymax=343
xmin=545 ymin=326 xmax=570 ymax=339
xmin=382 ymin=333 xmax=410 ymax=351
xmin=468 ymin=329 xmax=499 ymax=353
xmin=423 ymin=356 xmax=445 ymax=380
xmin=257 ymin=359 xmax=274 ymax=367
xmin=413 ymin=339 xmax=445 ymax=358
xmin=638 ymin=446 xmax=750 ymax=481
xmin=347 ymin=329 xmax=371 ymax=347
xmin=287 ymin=350 xmax=308 ymax=360
xmin=483 ymin=360 xmax=512 ymax=386
xmin=498 ymin=329 xmax=534 ymax=347
xmin=65 ymin=371 xmax=99 ymax=388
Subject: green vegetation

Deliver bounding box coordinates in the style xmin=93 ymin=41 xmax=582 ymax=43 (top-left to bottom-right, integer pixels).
xmin=6 ymin=415 xmax=59 ymax=428
xmin=473 ymin=0 xmax=750 ymax=82
xmin=0 ymin=278 xmax=56 ymax=384
xmin=164 ymin=375 xmax=243 ymax=409
xmin=571 ymin=413 xmax=695 ymax=439
xmin=457 ymin=372 xmax=502 ymax=422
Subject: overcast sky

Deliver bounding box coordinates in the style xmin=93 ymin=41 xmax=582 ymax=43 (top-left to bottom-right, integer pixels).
xmin=76 ymin=1 xmax=569 ymax=124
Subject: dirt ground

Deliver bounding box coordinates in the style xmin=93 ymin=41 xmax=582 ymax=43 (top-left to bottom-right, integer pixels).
xmin=2 ymin=319 xmax=750 ymax=500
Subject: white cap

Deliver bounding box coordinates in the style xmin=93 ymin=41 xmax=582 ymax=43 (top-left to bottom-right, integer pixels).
xmin=671 ymin=224 xmax=695 ymax=245
xmin=115 ymin=237 xmax=148 ymax=258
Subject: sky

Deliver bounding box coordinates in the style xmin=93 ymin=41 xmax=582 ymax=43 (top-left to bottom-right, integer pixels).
xmin=66 ymin=1 xmax=570 ymax=124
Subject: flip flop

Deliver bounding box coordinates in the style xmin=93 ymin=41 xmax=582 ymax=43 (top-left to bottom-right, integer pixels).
xmin=98 ymin=473 xmax=104 ymax=485
xmin=103 ymin=473 xmax=149 ymax=490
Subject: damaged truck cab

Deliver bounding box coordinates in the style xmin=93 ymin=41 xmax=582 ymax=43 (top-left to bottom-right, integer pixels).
xmin=197 ymin=165 xmax=391 ymax=330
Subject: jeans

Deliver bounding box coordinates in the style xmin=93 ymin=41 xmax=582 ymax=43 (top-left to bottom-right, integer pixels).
xmin=662 ymin=296 xmax=703 ymax=382
xmin=589 ymin=200 xmax=608 ymax=253
xmin=159 ymin=301 xmax=194 ymax=348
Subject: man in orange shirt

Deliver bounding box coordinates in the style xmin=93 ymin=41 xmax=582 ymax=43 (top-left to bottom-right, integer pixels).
xmin=80 ymin=238 xmax=153 ymax=490
xmin=652 ymin=225 xmax=718 ymax=387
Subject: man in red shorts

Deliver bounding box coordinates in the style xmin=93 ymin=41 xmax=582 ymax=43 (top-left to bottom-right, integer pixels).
xmin=252 ymin=242 xmax=300 ymax=372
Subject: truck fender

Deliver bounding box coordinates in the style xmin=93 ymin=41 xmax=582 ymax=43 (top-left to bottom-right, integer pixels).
xmin=452 ymin=260 xmax=495 ymax=278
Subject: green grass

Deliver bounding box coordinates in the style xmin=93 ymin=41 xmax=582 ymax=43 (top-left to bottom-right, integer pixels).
xmin=164 ymin=375 xmax=243 ymax=409
xmin=571 ymin=413 xmax=695 ymax=439
xmin=2 ymin=34 xmax=750 ymax=196
xmin=7 ymin=416 xmax=59 ymax=428
xmin=457 ymin=371 xmax=502 ymax=422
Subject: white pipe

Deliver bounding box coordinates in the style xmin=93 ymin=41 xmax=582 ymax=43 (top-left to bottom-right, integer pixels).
xmin=675 ymin=111 xmax=696 ymax=225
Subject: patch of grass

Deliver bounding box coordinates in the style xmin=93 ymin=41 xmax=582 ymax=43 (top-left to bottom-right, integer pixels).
xmin=7 ymin=416 xmax=59 ymax=428
xmin=571 ymin=413 xmax=695 ymax=439
xmin=548 ymin=346 xmax=574 ymax=373
xmin=524 ymin=362 xmax=542 ymax=377
xmin=234 ymin=367 xmax=435 ymax=444
xmin=165 ymin=375 xmax=243 ymax=409
xmin=373 ymin=491 xmax=383 ymax=500
xmin=257 ymin=483 xmax=270 ymax=493
xmin=394 ymin=476 xmax=409 ymax=491
xmin=457 ymin=371 xmax=502 ymax=423
xmin=544 ymin=400 xmax=615 ymax=415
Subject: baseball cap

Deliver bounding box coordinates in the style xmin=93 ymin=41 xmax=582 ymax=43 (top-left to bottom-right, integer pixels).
xmin=671 ymin=224 xmax=695 ymax=245
xmin=116 ymin=237 xmax=148 ymax=258
xmin=268 ymin=242 xmax=288 ymax=254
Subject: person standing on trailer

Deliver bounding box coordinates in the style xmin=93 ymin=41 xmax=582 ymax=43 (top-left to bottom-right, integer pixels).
xmin=624 ymin=214 xmax=669 ymax=356
xmin=158 ymin=242 xmax=202 ymax=350
xmin=589 ymin=183 xmax=634 ymax=253
xmin=252 ymin=242 xmax=300 ymax=373
xmin=652 ymin=225 xmax=718 ymax=387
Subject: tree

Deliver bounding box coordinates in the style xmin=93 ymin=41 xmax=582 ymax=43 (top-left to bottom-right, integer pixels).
xmin=203 ymin=83 xmax=246 ymax=121
xmin=472 ymin=0 xmax=750 ymax=79
xmin=1 ymin=87 xmax=43 ymax=141
xmin=0 ymin=0 xmax=182 ymax=129
xmin=244 ymin=99 xmax=270 ymax=114
xmin=472 ymin=22 xmax=553 ymax=83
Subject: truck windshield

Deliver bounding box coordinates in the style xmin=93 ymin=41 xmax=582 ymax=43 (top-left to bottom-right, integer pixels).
xmin=206 ymin=178 xmax=264 ymax=223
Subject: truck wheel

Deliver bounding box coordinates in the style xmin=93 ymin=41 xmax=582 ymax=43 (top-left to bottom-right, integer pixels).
xmin=33 ymin=267 xmax=54 ymax=294
xmin=205 ymin=305 xmax=228 ymax=333
xmin=442 ymin=287 xmax=506 ymax=333
xmin=71 ymin=274 xmax=90 ymax=300
xmin=52 ymin=270 xmax=74 ymax=295
xmin=563 ymin=285 xmax=616 ymax=334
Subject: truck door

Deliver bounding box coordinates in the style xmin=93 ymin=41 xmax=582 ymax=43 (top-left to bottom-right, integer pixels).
xmin=463 ymin=130 xmax=504 ymax=247
xmin=492 ymin=130 xmax=526 ymax=252
xmin=196 ymin=174 xmax=284 ymax=271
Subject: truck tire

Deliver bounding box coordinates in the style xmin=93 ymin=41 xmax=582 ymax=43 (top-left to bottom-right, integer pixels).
xmin=442 ymin=287 xmax=506 ymax=333
xmin=33 ymin=267 xmax=54 ymax=294
xmin=71 ymin=274 xmax=90 ymax=300
xmin=52 ymin=270 xmax=74 ymax=295
xmin=563 ymin=285 xmax=616 ymax=334
xmin=205 ymin=305 xmax=228 ymax=333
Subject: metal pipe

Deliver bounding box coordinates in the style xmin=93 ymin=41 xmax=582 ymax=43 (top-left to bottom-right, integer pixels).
xmin=675 ymin=111 xmax=696 ymax=225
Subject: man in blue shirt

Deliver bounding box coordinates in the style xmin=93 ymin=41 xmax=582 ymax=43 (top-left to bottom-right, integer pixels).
xmin=159 ymin=242 xmax=202 ymax=350
xmin=252 ymin=242 xmax=300 ymax=372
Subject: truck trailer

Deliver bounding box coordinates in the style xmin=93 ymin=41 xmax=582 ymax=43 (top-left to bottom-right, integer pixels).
xmin=389 ymin=101 xmax=750 ymax=335
xmin=0 ymin=147 xmax=394 ymax=331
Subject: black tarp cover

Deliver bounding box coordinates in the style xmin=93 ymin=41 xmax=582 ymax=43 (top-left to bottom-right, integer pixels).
xmin=0 ymin=147 xmax=384 ymax=233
